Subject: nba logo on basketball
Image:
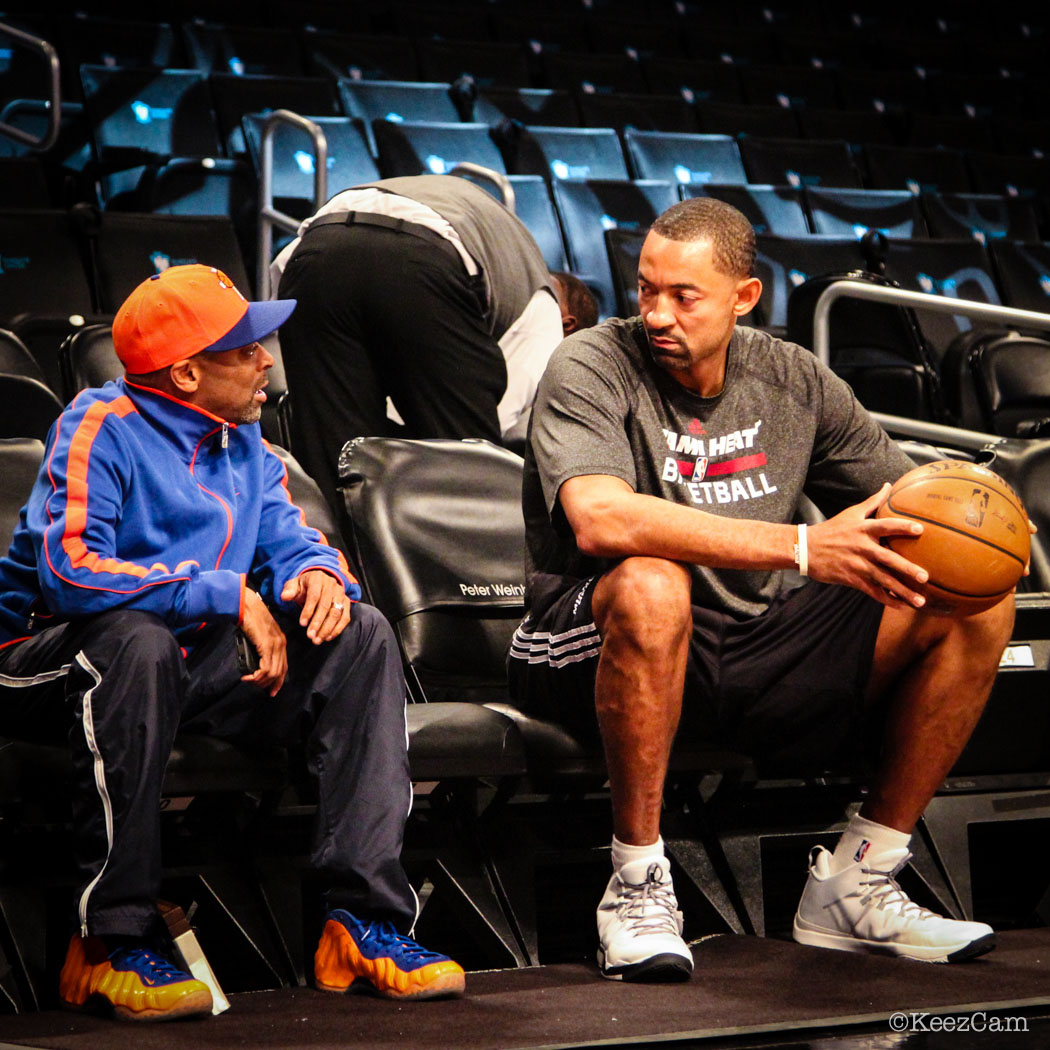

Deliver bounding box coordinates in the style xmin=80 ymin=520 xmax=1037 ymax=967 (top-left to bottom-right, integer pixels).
xmin=966 ymin=489 xmax=989 ymax=528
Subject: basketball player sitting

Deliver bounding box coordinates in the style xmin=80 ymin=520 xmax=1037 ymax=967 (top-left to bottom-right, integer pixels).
xmin=508 ymin=196 xmax=1035 ymax=982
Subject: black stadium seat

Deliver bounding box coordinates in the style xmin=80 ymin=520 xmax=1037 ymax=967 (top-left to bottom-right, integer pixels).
xmin=624 ymin=130 xmax=746 ymax=187
xmin=681 ymin=184 xmax=810 ymax=237
xmin=372 ymin=120 xmax=506 ymax=179
xmin=805 ymin=187 xmax=926 ymax=240
xmin=552 ymin=178 xmax=677 ymax=317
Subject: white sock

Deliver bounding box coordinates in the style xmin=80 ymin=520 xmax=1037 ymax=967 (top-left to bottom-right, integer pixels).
xmin=830 ymin=814 xmax=911 ymax=874
xmin=611 ymin=835 xmax=665 ymax=872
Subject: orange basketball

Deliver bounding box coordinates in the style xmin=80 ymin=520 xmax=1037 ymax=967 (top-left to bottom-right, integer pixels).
xmin=875 ymin=460 xmax=1030 ymax=615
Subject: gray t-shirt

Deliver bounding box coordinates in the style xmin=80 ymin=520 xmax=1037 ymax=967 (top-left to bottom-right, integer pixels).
xmin=523 ymin=317 xmax=914 ymax=618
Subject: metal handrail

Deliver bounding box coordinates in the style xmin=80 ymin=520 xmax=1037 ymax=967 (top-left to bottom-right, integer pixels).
xmin=450 ymin=162 xmax=516 ymax=213
xmin=0 ymin=21 xmax=61 ymax=151
xmin=870 ymin=412 xmax=1000 ymax=453
xmin=256 ymin=110 xmax=328 ymax=298
xmin=811 ymin=278 xmax=1050 ymax=367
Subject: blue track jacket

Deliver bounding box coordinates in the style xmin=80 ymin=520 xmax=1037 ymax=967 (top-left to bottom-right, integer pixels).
xmin=0 ymin=378 xmax=359 ymax=650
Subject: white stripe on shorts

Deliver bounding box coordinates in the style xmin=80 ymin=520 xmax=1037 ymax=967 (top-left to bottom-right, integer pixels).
xmin=510 ymin=620 xmax=602 ymax=668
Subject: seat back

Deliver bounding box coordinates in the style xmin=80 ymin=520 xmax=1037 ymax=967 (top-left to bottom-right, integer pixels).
xmin=880 ymin=238 xmax=1001 ymax=357
xmin=988 ymin=241 xmax=1050 ymax=315
xmin=786 ymin=270 xmax=945 ymax=423
xmin=921 ymin=193 xmax=1040 ymax=244
xmin=0 ymin=329 xmax=46 ymax=386
xmin=552 ymin=178 xmax=676 ymax=317
xmin=59 ymin=323 xmax=120 ymax=399
xmin=605 ymin=226 xmax=646 ymax=317
xmin=805 ymin=187 xmax=926 ymax=239
xmin=338 ymin=79 xmax=460 ymax=154
xmin=957 ymin=333 xmax=1050 ymax=437
xmin=302 ymin=29 xmax=421 ymax=83
xmin=752 ymin=234 xmax=864 ymax=330
xmin=414 ymin=38 xmax=532 ymax=91
xmin=624 ymin=129 xmax=746 ymax=187
xmin=467 ymin=174 xmax=567 ymax=271
xmin=92 ymin=212 xmax=251 ymax=310
xmin=541 ymin=51 xmax=647 ymax=96
xmin=182 ymin=21 xmax=306 ymax=77
xmin=0 ymin=438 xmax=45 ymax=552
xmin=208 ymin=73 xmax=341 ymax=158
xmin=696 ymin=100 xmax=799 ymax=139
xmin=576 ymin=92 xmax=698 ymax=135
xmin=242 ymin=114 xmax=379 ymax=203
xmin=502 ymin=125 xmax=628 ymax=182
xmin=472 ymin=88 xmax=579 ymax=128
xmin=739 ymin=137 xmax=863 ymax=190
xmin=682 ymin=183 xmax=810 ymax=237
xmin=0 ymin=375 xmax=63 ymax=441
xmin=340 ymin=437 xmax=526 ymax=703
xmin=373 ymin=120 xmax=506 ymax=179
xmin=864 ymin=144 xmax=973 ymax=195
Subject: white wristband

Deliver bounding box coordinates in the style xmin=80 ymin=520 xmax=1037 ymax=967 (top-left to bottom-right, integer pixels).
xmin=794 ymin=523 xmax=809 ymax=577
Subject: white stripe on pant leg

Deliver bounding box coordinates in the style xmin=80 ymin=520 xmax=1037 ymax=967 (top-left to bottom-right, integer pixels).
xmin=74 ymin=651 xmax=115 ymax=939
xmin=0 ymin=664 xmax=72 ymax=687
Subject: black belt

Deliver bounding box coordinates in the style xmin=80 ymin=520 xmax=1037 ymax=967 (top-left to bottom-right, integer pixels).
xmin=303 ymin=210 xmax=457 ymax=253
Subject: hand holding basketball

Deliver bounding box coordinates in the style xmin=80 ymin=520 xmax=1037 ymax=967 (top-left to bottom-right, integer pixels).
xmin=875 ymin=460 xmax=1030 ymax=615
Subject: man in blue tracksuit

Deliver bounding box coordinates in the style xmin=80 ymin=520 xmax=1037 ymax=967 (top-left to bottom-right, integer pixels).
xmin=0 ymin=265 xmax=464 ymax=1021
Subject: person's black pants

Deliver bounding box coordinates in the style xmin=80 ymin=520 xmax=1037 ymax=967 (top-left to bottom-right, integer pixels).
xmin=277 ymin=221 xmax=506 ymax=510
xmin=0 ymin=604 xmax=417 ymax=937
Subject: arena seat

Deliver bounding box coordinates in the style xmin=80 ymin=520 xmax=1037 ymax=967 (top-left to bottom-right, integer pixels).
xmin=90 ymin=212 xmax=251 ymax=308
xmin=739 ymin=137 xmax=864 ymax=191
xmin=372 ymin=119 xmax=505 ymax=179
xmin=640 ymin=57 xmax=743 ymax=104
xmin=624 ymin=129 xmax=746 ymax=187
xmin=499 ymin=124 xmax=628 ymax=182
xmin=337 ymin=79 xmax=461 ymax=154
xmin=241 ymin=113 xmax=379 ymax=209
xmin=79 ymin=66 xmax=223 ymax=205
xmin=906 ymin=113 xmax=998 ymax=153
xmin=805 ymin=187 xmax=926 ymax=239
xmin=795 ymin=106 xmax=896 ymax=149
xmin=753 ymin=234 xmax=865 ymax=331
xmin=575 ymin=91 xmax=698 ymax=135
xmin=987 ymin=241 xmax=1050 ymax=316
xmin=833 ymin=67 xmax=932 ymax=116
xmin=863 ymin=144 xmax=973 ymax=195
xmin=604 ymin=226 xmax=646 ymax=317
xmin=921 ymin=193 xmax=1040 ymax=244
xmin=681 ymin=184 xmax=810 ymax=237
xmin=0 ymin=208 xmax=99 ymax=394
xmin=301 ymin=29 xmax=422 ymax=83
xmin=208 ymin=73 xmax=341 ymax=159
xmin=471 ymin=87 xmax=579 ymax=128
xmin=879 ymin=238 xmax=1003 ymax=357
xmin=182 ymin=21 xmax=307 ymax=78
xmin=0 ymin=375 xmax=63 ymax=441
xmin=414 ymin=38 xmax=532 ymax=91
xmin=0 ymin=330 xmax=47 ymax=388
xmin=786 ymin=269 xmax=947 ymax=423
xmin=551 ymin=178 xmax=676 ymax=317
xmin=695 ymin=100 xmax=800 ymax=140
xmin=737 ymin=63 xmax=839 ymax=110
xmin=540 ymin=50 xmax=647 ymax=96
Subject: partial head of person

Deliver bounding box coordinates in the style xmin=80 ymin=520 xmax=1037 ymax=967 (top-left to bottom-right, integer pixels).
xmin=112 ymin=264 xmax=297 ymax=425
xmin=550 ymin=271 xmax=600 ymax=335
xmin=638 ymin=197 xmax=762 ymax=397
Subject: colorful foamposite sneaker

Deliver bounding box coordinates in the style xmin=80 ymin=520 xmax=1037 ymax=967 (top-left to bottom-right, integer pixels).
xmin=58 ymin=934 xmax=213 ymax=1021
xmin=314 ymin=910 xmax=465 ymax=1000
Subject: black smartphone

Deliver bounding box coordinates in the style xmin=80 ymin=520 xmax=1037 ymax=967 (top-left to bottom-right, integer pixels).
xmin=235 ymin=629 xmax=259 ymax=675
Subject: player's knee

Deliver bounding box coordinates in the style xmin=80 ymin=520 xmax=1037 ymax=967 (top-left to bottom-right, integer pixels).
xmin=596 ymin=557 xmax=692 ymax=637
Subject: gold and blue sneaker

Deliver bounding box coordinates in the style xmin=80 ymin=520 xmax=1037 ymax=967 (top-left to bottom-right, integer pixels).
xmin=314 ymin=910 xmax=465 ymax=1000
xmin=58 ymin=934 xmax=213 ymax=1021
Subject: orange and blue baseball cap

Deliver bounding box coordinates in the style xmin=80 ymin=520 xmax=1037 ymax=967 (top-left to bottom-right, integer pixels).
xmin=112 ymin=264 xmax=297 ymax=374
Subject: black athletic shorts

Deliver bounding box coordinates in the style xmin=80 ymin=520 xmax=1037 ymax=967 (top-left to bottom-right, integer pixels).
xmin=507 ymin=576 xmax=886 ymax=773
